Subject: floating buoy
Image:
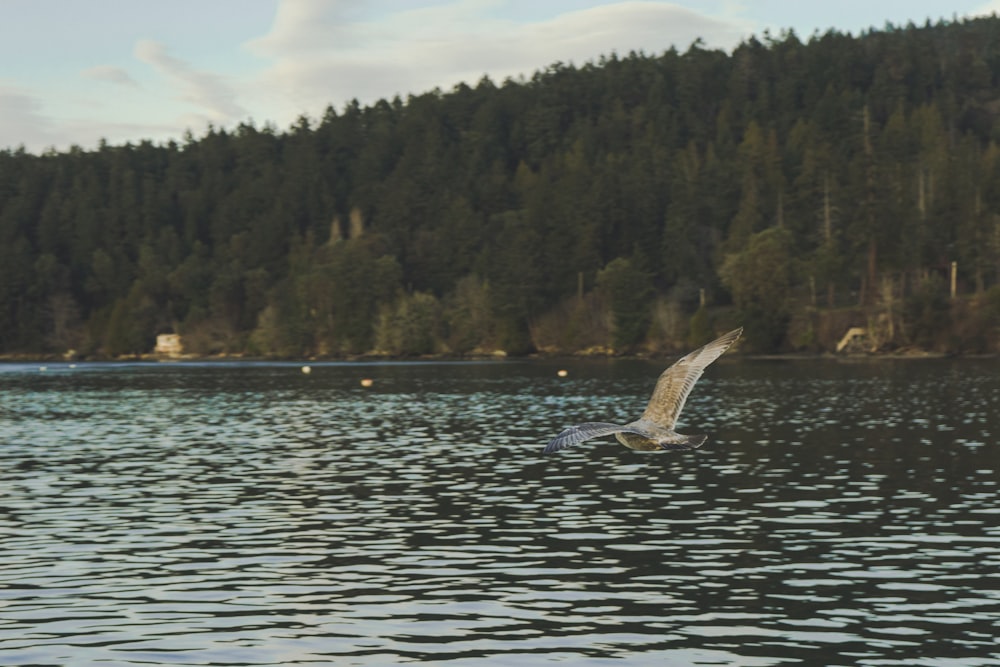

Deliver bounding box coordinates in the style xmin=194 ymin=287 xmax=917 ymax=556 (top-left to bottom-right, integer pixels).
xmin=39 ymin=366 xmax=48 ymax=372
xmin=301 ymin=365 xmax=312 ymax=374
xmin=360 ymin=378 xmax=374 ymax=388
xmin=557 ymin=369 xmax=568 ymax=377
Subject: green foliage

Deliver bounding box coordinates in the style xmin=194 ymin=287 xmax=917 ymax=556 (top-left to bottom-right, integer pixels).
xmin=375 ymin=291 xmax=442 ymax=356
xmin=596 ymin=257 xmax=654 ymax=351
xmin=104 ymin=292 xmax=155 ymax=356
xmin=3 ymin=18 xmax=1000 ymax=355
xmin=252 ymin=236 xmax=404 ymax=356
xmin=686 ymin=306 xmax=713 ymax=349
xmin=985 ymin=285 xmax=1000 ymax=320
xmin=443 ymin=275 xmax=496 ymax=353
xmin=719 ymin=227 xmax=795 ymax=350
xmin=903 ymin=275 xmax=951 ymax=349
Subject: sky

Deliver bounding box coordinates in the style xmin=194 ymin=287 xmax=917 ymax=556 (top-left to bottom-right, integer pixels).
xmin=2 ymin=0 xmax=1000 ymax=153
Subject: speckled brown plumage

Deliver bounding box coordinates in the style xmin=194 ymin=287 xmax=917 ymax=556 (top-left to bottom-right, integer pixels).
xmin=543 ymin=327 xmax=742 ymax=455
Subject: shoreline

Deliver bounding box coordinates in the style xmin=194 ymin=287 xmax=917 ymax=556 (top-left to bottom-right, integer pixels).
xmin=1 ymin=348 xmax=993 ymax=364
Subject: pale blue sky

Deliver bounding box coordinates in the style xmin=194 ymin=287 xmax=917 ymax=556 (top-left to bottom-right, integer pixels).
xmin=1 ymin=0 xmax=996 ymax=152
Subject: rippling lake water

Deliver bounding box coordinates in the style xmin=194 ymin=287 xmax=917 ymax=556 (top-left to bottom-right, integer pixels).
xmin=1 ymin=356 xmax=999 ymax=666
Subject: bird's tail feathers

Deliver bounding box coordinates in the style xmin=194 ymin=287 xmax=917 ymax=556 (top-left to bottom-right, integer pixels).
xmin=660 ymin=434 xmax=707 ymax=450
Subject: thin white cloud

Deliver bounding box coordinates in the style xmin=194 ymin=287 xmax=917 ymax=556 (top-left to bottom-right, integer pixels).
xmin=0 ymin=85 xmax=60 ymax=151
xmin=0 ymin=79 xmax=206 ymax=153
xmin=246 ymin=0 xmax=755 ymax=119
xmin=82 ymin=65 xmax=140 ymax=88
xmin=135 ymin=39 xmax=249 ymax=123
xmin=4 ymin=1 xmax=762 ymax=152
xmin=970 ymin=0 xmax=1000 ymax=16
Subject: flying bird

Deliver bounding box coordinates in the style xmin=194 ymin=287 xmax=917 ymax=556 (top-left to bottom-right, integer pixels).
xmin=543 ymin=327 xmax=742 ymax=454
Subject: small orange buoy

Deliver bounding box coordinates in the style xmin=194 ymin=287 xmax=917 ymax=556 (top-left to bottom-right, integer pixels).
xmin=557 ymin=369 xmax=568 ymax=377
xmin=360 ymin=378 xmax=374 ymax=388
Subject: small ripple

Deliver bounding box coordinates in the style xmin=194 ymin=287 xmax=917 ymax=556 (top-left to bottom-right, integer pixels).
xmin=1 ymin=360 xmax=999 ymax=665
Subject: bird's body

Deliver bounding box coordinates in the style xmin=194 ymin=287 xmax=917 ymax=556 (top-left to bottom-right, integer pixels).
xmin=543 ymin=328 xmax=742 ymax=454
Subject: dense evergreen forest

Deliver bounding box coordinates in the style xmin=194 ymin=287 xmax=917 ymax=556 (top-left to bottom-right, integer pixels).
xmin=4 ymin=17 xmax=1000 ymax=358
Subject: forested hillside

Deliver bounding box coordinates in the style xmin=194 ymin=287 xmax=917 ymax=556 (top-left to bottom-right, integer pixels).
xmin=4 ymin=17 xmax=1000 ymax=357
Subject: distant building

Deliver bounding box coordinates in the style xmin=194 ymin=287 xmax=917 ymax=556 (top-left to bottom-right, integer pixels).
xmin=155 ymin=333 xmax=183 ymax=357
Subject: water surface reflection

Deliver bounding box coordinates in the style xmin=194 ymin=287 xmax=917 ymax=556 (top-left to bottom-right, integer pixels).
xmin=1 ymin=359 xmax=998 ymax=665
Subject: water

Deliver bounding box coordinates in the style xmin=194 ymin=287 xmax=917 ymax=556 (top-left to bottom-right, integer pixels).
xmin=1 ymin=357 xmax=998 ymax=666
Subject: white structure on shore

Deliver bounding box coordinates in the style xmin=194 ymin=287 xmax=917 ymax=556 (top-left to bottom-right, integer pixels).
xmin=154 ymin=334 xmax=183 ymax=357
xmin=836 ymin=327 xmax=869 ymax=353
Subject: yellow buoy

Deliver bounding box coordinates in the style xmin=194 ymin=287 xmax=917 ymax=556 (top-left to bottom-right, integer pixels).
xmin=301 ymin=365 xmax=312 ymax=374
xmin=360 ymin=378 xmax=374 ymax=388
xmin=557 ymin=369 xmax=568 ymax=377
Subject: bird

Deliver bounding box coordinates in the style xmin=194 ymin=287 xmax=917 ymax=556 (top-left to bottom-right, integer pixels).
xmin=543 ymin=327 xmax=742 ymax=454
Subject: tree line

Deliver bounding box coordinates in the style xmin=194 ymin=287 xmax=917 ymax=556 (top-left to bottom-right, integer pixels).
xmin=3 ymin=16 xmax=1000 ymax=357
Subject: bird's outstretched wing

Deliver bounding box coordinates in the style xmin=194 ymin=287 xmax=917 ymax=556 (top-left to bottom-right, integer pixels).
xmin=543 ymin=422 xmax=649 ymax=454
xmin=640 ymin=327 xmax=742 ymax=429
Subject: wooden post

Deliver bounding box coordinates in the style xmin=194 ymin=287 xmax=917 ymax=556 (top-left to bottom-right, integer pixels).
xmin=950 ymin=261 xmax=957 ymax=300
